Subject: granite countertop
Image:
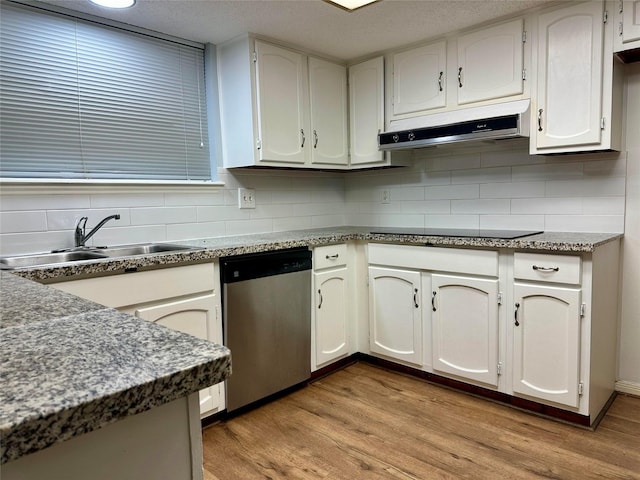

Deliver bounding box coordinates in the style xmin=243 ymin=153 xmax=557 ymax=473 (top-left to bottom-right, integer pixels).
xmin=9 ymin=227 xmax=623 ymax=283
xmin=0 ymin=271 xmax=231 ymax=464
xmin=0 ymin=226 xmax=621 ymax=463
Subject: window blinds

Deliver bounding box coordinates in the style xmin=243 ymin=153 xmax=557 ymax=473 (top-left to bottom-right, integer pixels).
xmin=0 ymin=2 xmax=212 ymax=181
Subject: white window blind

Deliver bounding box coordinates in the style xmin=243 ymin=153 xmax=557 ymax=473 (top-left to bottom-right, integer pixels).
xmin=0 ymin=2 xmax=212 ymax=181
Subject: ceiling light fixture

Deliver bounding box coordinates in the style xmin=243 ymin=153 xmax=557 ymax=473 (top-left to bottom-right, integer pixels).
xmin=88 ymin=0 xmax=135 ymax=9
xmin=324 ymin=0 xmax=380 ymax=12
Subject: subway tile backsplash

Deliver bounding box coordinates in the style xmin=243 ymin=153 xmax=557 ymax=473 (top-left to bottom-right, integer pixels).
xmin=0 ymin=146 xmax=627 ymax=255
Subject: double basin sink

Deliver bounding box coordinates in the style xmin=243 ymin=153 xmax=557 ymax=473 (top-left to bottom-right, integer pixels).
xmin=0 ymin=243 xmax=200 ymax=270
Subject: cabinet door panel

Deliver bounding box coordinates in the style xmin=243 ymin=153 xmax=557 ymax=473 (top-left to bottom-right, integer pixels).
xmin=457 ymin=19 xmax=524 ymax=105
xmin=136 ymin=294 xmax=221 ymax=415
xmin=314 ymin=269 xmax=349 ymax=366
xmin=535 ymin=2 xmax=603 ymax=149
xmin=369 ymin=267 xmax=421 ymax=364
xmin=349 ymin=57 xmax=385 ymax=166
xmin=255 ymin=41 xmax=308 ymax=164
xmin=623 ymin=0 xmax=640 ymax=42
xmin=309 ymin=57 xmax=348 ymax=166
xmin=432 ymin=275 xmax=499 ymax=386
xmin=513 ymin=284 xmax=581 ymax=408
xmin=392 ymin=42 xmax=446 ymax=116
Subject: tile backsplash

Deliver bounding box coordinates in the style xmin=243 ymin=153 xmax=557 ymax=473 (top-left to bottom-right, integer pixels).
xmin=0 ymin=145 xmax=627 ymax=255
xmin=345 ymin=145 xmax=626 ymax=233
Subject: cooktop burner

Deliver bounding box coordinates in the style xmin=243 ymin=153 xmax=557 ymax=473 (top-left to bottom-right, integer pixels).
xmin=369 ymin=228 xmax=543 ymax=239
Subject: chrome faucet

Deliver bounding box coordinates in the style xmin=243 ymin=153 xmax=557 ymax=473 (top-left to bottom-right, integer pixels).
xmin=74 ymin=214 xmax=120 ymax=247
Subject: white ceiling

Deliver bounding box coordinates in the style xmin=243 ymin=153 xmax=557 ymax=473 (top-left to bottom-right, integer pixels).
xmin=35 ymin=0 xmax=555 ymax=61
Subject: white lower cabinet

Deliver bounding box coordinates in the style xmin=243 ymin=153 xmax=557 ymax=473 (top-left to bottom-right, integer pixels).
xmin=368 ymin=266 xmax=422 ymax=365
xmin=512 ymin=283 xmax=582 ymax=408
xmin=312 ymin=244 xmax=351 ymax=370
xmin=314 ymin=269 xmax=349 ymax=367
xmin=50 ymin=263 xmax=225 ymax=418
xmin=431 ymin=274 xmax=500 ymax=387
xmin=135 ymin=294 xmax=223 ymax=415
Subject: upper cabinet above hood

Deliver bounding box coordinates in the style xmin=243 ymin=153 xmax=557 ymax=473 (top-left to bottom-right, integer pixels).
xmin=378 ymin=99 xmax=530 ymax=151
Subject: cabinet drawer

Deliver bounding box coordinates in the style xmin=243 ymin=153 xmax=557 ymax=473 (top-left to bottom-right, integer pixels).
xmin=514 ymin=252 xmax=581 ymax=284
xmin=314 ymin=244 xmax=347 ymax=270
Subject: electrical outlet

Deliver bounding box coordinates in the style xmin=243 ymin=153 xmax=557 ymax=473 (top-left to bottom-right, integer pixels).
xmin=238 ymin=188 xmax=256 ymax=209
xmin=381 ymin=189 xmax=391 ymax=204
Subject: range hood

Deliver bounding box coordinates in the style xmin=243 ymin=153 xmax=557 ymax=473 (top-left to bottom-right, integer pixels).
xmin=378 ymin=99 xmax=531 ymax=151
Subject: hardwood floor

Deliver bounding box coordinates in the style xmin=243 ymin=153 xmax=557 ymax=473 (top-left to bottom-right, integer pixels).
xmin=202 ymin=362 xmax=640 ymax=479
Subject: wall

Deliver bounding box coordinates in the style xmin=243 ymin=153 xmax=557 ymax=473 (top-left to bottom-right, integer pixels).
xmin=344 ymin=144 xmax=626 ymax=232
xmin=618 ymin=63 xmax=640 ymax=393
xmin=0 ymin=169 xmax=345 ymax=255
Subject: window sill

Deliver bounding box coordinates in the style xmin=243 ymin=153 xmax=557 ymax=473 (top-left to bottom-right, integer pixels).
xmin=0 ymin=178 xmax=226 ymax=195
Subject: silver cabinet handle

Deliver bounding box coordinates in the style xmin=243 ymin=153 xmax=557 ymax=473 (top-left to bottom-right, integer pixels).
xmin=313 ymin=130 xmax=318 ymax=149
xmin=431 ymin=291 xmax=437 ymax=312
xmin=533 ymin=265 xmax=559 ymax=272
xmin=414 ymin=288 xmax=419 ymax=308
xmin=301 ymin=129 xmax=305 ymax=148
xmin=515 ymin=302 xmax=520 ymax=326
xmin=458 ymin=67 xmax=463 ymax=88
xmin=438 ymin=71 xmax=443 ymax=92
xmin=325 ymin=254 xmax=339 ymax=259
xmin=537 ymin=109 xmax=543 ymax=132
xmin=318 ymin=289 xmax=323 ymax=309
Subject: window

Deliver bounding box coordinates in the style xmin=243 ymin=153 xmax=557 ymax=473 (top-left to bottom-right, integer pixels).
xmin=0 ymin=1 xmax=213 ymax=181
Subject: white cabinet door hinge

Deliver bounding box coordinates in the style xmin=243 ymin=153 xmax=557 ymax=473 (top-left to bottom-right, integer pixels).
xmin=497 ymin=292 xmax=503 ymax=305
xmin=618 ymin=0 xmax=623 ymax=14
xmin=601 ymin=117 xmax=606 ymax=130
xmin=604 ymin=10 xmax=609 ymax=24
xmin=497 ymin=362 xmax=503 ymax=375
xmin=619 ymin=22 xmax=624 ymax=36
xmin=256 ymin=138 xmax=262 ymax=150
xmin=522 ymin=30 xmax=527 ymax=43
xmin=522 ymin=69 xmax=527 ymax=81
xmin=580 ymin=303 xmax=586 ymax=317
xmin=578 ymin=382 xmax=584 ymax=395
xmin=252 ymin=51 xmax=257 ymax=63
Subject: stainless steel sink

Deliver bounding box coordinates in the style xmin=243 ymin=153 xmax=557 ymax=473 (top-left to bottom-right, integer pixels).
xmin=0 ymin=251 xmax=108 ymax=269
xmin=0 ymin=243 xmax=200 ymax=270
xmin=96 ymin=243 xmax=199 ymax=257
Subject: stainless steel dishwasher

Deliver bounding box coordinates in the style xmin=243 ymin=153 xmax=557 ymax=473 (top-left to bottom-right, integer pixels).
xmin=221 ymin=247 xmax=312 ymax=413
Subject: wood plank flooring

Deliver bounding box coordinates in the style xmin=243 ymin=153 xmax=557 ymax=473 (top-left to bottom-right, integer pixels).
xmin=202 ymin=362 xmax=640 ymax=479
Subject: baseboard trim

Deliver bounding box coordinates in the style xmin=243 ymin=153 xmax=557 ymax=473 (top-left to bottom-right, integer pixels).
xmin=357 ymin=353 xmax=594 ymax=427
xmin=615 ymin=380 xmax=640 ymax=397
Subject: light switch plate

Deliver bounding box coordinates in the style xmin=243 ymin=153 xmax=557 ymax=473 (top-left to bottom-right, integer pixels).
xmin=238 ymin=188 xmax=256 ymax=209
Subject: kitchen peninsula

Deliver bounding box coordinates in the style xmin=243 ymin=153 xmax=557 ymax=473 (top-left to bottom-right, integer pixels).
xmin=0 ymin=272 xmax=231 ymax=480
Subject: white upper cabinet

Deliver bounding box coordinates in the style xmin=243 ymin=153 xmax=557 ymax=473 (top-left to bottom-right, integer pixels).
xmin=255 ymin=41 xmax=309 ymax=165
xmin=387 ymin=18 xmax=526 ymax=122
xmin=308 ymin=57 xmax=348 ymax=166
xmin=456 ymin=18 xmax=525 ymax=105
xmin=391 ymin=41 xmax=446 ymax=118
xmin=531 ymin=1 xmax=623 ymax=154
xmin=218 ymin=36 xmax=348 ymax=169
xmin=348 ymin=56 xmax=387 ymax=167
xmin=614 ymin=0 xmax=640 ymax=52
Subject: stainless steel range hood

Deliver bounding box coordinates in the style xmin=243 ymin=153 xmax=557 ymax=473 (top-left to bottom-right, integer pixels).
xmin=378 ymin=99 xmax=531 ymax=151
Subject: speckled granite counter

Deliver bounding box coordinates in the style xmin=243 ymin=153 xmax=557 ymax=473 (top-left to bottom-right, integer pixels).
xmin=10 ymin=227 xmax=623 ymax=283
xmin=0 ymin=271 xmax=231 ymax=464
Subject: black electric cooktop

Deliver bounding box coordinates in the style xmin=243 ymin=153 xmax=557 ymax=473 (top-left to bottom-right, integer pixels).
xmin=369 ymin=228 xmax=543 ymax=240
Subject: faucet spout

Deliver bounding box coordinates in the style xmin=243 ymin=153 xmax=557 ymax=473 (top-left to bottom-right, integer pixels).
xmin=74 ymin=214 xmax=120 ymax=247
